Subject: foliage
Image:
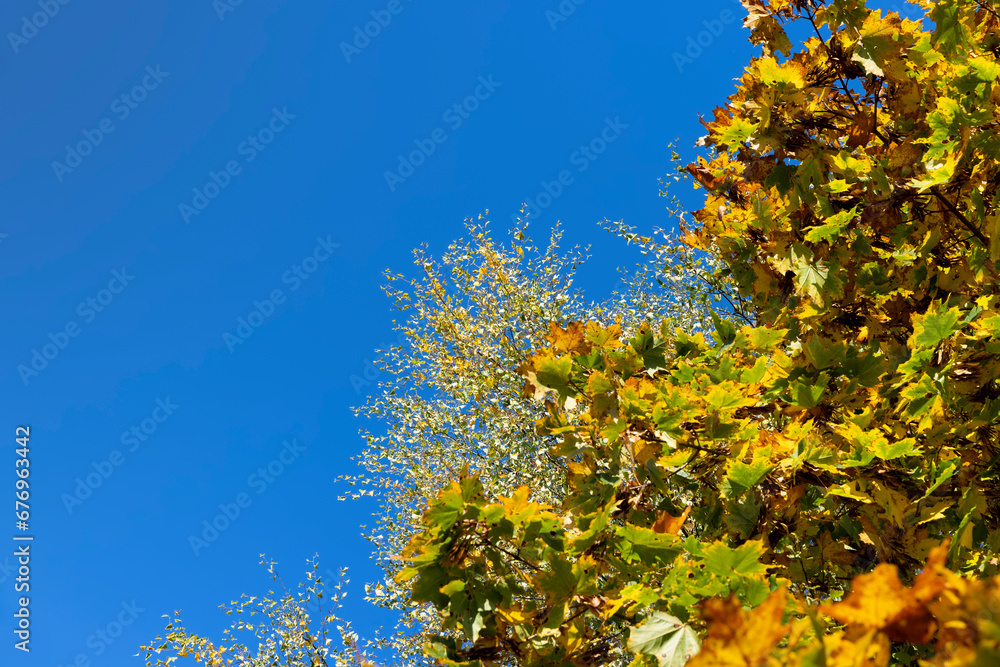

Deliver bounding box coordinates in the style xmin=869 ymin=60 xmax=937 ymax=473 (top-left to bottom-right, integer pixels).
xmin=136 ymin=194 xmax=739 ymax=667
xmin=344 ymin=214 xmax=739 ymax=662
xmin=400 ymin=0 xmax=1000 ymax=665
xmin=138 ymin=557 xmax=371 ymax=667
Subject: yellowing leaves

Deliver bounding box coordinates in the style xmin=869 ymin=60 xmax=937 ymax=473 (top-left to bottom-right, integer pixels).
xmin=704 ymin=381 xmax=758 ymax=411
xmin=853 ymin=11 xmax=912 ymax=81
xmin=818 ymin=549 xmax=947 ymax=643
xmin=687 ymin=588 xmax=788 ymax=667
xmin=755 ymin=57 xmax=806 ymax=88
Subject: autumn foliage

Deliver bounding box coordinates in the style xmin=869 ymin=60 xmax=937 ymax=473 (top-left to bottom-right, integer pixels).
xmin=400 ymin=0 xmax=1000 ymax=665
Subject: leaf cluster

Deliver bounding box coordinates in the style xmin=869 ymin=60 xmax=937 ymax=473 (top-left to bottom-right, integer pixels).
xmin=402 ymin=0 xmax=1000 ymax=664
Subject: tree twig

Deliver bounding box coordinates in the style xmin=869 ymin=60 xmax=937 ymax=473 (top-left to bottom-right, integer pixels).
xmin=931 ymin=187 xmax=991 ymax=248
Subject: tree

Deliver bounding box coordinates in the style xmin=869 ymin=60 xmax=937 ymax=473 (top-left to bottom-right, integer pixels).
xmin=138 ymin=556 xmax=371 ymax=667
xmin=345 ymin=214 xmax=740 ymax=663
xmin=136 ymin=217 xmax=739 ymax=667
xmin=400 ymin=0 xmax=1000 ymax=665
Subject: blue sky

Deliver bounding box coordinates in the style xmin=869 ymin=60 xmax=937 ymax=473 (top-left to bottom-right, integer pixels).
xmin=0 ymin=0 xmax=767 ymax=664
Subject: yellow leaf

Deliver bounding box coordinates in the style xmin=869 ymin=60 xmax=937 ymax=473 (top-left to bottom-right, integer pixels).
xmin=688 ymin=588 xmax=789 ymax=667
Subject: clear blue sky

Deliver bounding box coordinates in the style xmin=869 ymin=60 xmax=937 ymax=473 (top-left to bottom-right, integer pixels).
xmin=0 ymin=0 xmax=777 ymax=663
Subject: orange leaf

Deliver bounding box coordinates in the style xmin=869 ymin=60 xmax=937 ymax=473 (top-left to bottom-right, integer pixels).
xmin=652 ymin=506 xmax=690 ymax=535
xmin=685 ymin=163 xmax=726 ymax=191
xmin=548 ymin=322 xmax=590 ymax=354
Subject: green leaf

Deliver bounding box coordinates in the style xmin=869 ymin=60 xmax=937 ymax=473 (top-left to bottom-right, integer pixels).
xmin=440 ymin=580 xmax=466 ymax=596
xmin=616 ymin=525 xmax=683 ymax=565
xmin=535 ymin=356 xmax=574 ymax=392
xmin=716 ymin=116 xmax=759 ymax=148
xmin=872 ymin=437 xmax=921 ymax=461
xmin=705 ymin=382 xmax=755 ymax=411
xmin=929 ymin=2 xmax=963 ymax=53
xmin=726 ymin=457 xmax=774 ymax=494
xmin=749 ymin=327 xmax=788 ymax=350
xmin=741 ymin=357 xmax=768 ymax=384
xmin=724 ymin=496 xmax=761 ymax=539
xmin=912 ymin=305 xmax=961 ymax=347
xmin=789 ymin=378 xmax=826 ymax=408
xmin=701 ymin=540 xmax=767 ymax=577
xmin=710 ymin=312 xmax=738 ymax=346
xmin=537 ymin=557 xmax=577 ymax=603
xmin=627 ymin=612 xmax=701 ymax=667
xmin=804 ymin=207 xmax=857 ymax=243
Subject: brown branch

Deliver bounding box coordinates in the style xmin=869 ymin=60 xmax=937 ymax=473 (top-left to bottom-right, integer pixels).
xmin=804 ymin=7 xmax=888 ymax=144
xmin=478 ymin=536 xmax=542 ymax=571
xmin=931 ymin=187 xmax=991 ymax=248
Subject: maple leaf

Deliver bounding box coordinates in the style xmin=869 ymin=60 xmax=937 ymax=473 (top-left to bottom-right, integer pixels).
xmin=549 ymin=321 xmax=591 ymax=354
xmin=818 ymin=558 xmax=944 ymax=644
xmin=628 ymin=612 xmax=701 ymax=667
xmin=688 ymin=588 xmax=788 ymax=667
xmin=652 ymin=506 xmax=690 ymax=535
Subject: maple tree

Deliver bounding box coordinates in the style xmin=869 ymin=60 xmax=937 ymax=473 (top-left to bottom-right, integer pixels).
xmin=398 ymin=0 xmax=1000 ymax=665
xmin=136 ymin=219 xmax=738 ymax=667
xmin=345 ymin=215 xmax=738 ymax=662
xmin=138 ymin=0 xmax=1000 ymax=664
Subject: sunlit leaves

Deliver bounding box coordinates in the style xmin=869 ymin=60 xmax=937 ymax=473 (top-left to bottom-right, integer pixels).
xmin=139 ymin=558 xmax=367 ymax=667
xmin=911 ymin=304 xmax=962 ymax=348
xmin=344 ymin=218 xmax=735 ymax=663
xmin=628 ymin=612 xmax=700 ymax=667
xmin=700 ymin=541 xmax=768 ymax=579
xmin=380 ymin=0 xmax=1000 ymax=665
xmin=687 ymin=588 xmax=788 ymax=667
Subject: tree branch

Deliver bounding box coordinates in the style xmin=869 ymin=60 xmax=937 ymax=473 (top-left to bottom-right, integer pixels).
xmin=931 ymin=187 xmax=991 ymax=249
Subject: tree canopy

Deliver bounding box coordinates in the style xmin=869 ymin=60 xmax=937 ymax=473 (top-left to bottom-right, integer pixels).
xmin=346 ymin=216 xmax=738 ymax=662
xmin=400 ymin=0 xmax=1000 ymax=665
xmin=141 ymin=0 xmax=1000 ymax=665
